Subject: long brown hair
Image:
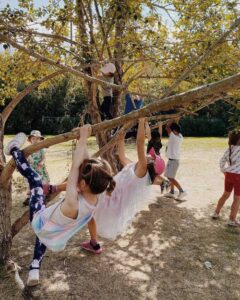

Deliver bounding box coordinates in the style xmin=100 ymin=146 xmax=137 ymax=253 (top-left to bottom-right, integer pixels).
xmin=147 ymin=157 xmax=157 ymax=184
xmin=78 ymin=158 xmax=115 ymax=195
xmin=228 ymin=130 xmax=240 ymax=165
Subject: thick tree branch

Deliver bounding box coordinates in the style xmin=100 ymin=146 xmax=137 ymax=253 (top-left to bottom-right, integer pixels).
xmin=2 ymin=71 xmax=240 ymax=185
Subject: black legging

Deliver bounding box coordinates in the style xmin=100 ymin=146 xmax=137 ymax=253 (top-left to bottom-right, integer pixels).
xmin=100 ymin=96 xmax=113 ymax=120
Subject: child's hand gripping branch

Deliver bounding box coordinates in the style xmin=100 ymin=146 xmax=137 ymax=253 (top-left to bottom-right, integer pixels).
xmin=62 ymin=125 xmax=92 ymax=219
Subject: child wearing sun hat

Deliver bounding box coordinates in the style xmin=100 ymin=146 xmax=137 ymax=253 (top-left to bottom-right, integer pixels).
xmin=23 ymin=130 xmax=50 ymax=206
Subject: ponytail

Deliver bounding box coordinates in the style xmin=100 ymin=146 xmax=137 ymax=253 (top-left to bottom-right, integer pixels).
xmin=228 ymin=130 xmax=240 ymax=165
xmin=229 ymin=145 xmax=232 ymax=165
xmin=106 ymin=177 xmax=116 ymax=196
xmin=79 ymin=158 xmax=115 ymax=195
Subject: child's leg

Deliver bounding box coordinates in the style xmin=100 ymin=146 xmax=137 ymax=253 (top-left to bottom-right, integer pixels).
xmin=215 ymin=191 xmax=231 ymax=214
xmin=229 ymin=195 xmax=240 ymax=221
xmin=81 ymin=218 xmax=102 ymax=254
xmin=168 ymin=178 xmax=183 ymax=192
xmin=229 ymin=175 xmax=240 ymax=221
xmin=11 ymin=148 xmax=47 ymax=271
xmin=88 ymin=218 xmax=97 ymax=241
xmin=215 ymin=173 xmax=233 ymax=215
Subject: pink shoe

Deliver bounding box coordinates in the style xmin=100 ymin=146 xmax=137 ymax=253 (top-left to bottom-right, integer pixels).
xmin=81 ymin=241 xmax=102 ymax=254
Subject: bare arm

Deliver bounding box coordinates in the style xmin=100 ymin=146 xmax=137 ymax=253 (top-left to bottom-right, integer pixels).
xmin=61 ymin=125 xmax=91 ymax=218
xmin=38 ymin=150 xmax=46 ymax=167
xmin=166 ymin=120 xmax=173 ymax=136
xmin=158 ymin=122 xmax=163 ymax=138
xmin=145 ymin=121 xmax=151 ymax=141
xmin=118 ymin=131 xmax=132 ymax=166
xmin=135 ymin=119 xmax=147 ymax=178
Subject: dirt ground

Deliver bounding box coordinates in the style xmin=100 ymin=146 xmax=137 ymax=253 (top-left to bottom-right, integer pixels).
xmin=1 ymin=137 xmax=240 ymax=300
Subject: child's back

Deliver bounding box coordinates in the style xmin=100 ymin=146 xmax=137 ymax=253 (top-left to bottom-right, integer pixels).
xmin=220 ymin=145 xmax=240 ymax=174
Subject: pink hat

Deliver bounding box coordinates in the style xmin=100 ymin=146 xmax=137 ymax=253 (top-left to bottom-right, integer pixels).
xmin=148 ymin=147 xmax=165 ymax=175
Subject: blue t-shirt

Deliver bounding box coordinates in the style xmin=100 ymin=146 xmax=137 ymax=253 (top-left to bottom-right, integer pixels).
xmin=124 ymin=94 xmax=143 ymax=114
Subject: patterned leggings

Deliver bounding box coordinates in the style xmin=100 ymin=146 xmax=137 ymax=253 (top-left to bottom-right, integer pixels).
xmin=11 ymin=147 xmax=47 ymax=269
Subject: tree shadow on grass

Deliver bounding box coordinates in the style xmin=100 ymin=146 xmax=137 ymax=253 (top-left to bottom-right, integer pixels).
xmin=4 ymin=196 xmax=240 ymax=300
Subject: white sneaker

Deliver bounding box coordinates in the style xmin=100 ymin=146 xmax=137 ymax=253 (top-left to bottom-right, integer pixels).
xmin=228 ymin=220 xmax=240 ymax=227
xmin=5 ymin=132 xmax=27 ymax=155
xmin=211 ymin=212 xmax=220 ymax=220
xmin=164 ymin=192 xmax=176 ymax=198
xmin=27 ymin=259 xmax=40 ymax=287
xmin=176 ymin=191 xmax=187 ymax=200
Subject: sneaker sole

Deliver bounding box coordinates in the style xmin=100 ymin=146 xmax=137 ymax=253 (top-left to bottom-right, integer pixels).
xmin=228 ymin=223 xmax=240 ymax=227
xmin=81 ymin=245 xmax=102 ymax=255
xmin=27 ymin=279 xmax=40 ymax=287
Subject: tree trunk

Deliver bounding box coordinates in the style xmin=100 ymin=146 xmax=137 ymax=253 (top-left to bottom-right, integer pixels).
xmin=0 ymin=114 xmax=12 ymax=264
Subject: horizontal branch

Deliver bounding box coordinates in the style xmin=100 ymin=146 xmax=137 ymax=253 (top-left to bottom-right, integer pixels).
xmin=2 ymin=71 xmax=240 ymax=185
xmin=0 ymin=33 xmax=124 ymax=91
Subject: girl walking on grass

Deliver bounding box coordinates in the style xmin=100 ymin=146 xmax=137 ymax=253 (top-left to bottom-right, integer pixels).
xmin=212 ymin=130 xmax=240 ymax=226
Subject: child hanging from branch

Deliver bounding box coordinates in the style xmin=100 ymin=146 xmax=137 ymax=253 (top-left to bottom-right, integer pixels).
xmin=21 ymin=119 xmax=166 ymax=257
xmin=145 ymin=121 xmax=170 ymax=194
xmin=5 ymin=125 xmax=115 ymax=287
xmin=90 ymin=118 xmax=166 ymax=241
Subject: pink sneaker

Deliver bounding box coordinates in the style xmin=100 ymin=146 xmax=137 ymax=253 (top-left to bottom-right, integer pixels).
xmin=80 ymin=241 xmax=102 ymax=254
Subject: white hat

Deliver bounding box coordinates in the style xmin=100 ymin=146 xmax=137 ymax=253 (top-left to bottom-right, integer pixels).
xmin=28 ymin=130 xmax=44 ymax=141
xmin=100 ymin=62 xmax=116 ymax=75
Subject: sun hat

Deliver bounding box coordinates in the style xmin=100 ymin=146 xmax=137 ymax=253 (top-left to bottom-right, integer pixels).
xmin=100 ymin=62 xmax=116 ymax=75
xmin=148 ymin=147 xmax=165 ymax=175
xmin=28 ymin=130 xmax=44 ymax=141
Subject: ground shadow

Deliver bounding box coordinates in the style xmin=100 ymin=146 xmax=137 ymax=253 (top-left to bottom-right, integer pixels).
xmin=1 ymin=195 xmax=240 ymax=300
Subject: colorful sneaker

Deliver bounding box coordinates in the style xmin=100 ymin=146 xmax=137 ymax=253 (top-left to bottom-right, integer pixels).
xmin=27 ymin=260 xmax=40 ymax=287
xmin=228 ymin=220 xmax=240 ymax=227
xmin=211 ymin=212 xmax=220 ymax=220
xmin=176 ymin=191 xmax=187 ymax=201
xmin=80 ymin=241 xmax=102 ymax=254
xmin=5 ymin=132 xmax=27 ymax=155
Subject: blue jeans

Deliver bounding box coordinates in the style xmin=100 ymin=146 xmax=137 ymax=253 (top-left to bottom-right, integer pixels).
xmin=11 ymin=147 xmax=47 ymax=269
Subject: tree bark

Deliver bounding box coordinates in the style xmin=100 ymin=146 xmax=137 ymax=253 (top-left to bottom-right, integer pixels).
xmin=0 ymin=114 xmax=12 ymax=264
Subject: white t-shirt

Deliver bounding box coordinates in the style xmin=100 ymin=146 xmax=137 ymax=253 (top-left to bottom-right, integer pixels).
xmin=166 ymin=132 xmax=183 ymax=160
